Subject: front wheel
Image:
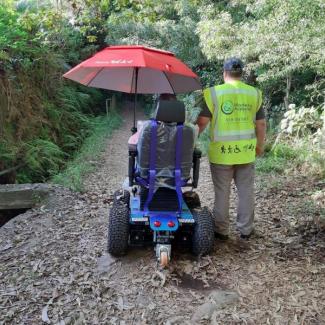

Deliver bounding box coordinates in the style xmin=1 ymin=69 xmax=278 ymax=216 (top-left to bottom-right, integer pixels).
xmin=192 ymin=207 xmax=215 ymax=256
xmin=160 ymin=251 xmax=169 ymax=268
xmin=113 ymin=189 xmax=130 ymax=207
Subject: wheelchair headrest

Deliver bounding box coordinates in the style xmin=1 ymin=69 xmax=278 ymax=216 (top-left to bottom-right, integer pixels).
xmin=154 ymin=100 xmax=186 ymax=123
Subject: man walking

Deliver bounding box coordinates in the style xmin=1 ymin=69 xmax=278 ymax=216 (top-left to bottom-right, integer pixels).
xmin=196 ymin=58 xmax=266 ymax=239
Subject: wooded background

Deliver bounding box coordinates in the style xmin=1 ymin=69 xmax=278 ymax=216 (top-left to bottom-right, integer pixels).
xmin=0 ymin=0 xmax=324 ymax=183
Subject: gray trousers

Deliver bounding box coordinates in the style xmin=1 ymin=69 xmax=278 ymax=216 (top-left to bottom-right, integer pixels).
xmin=210 ymin=163 xmax=255 ymax=236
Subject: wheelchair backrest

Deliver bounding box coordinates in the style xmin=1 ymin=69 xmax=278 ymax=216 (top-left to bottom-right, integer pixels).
xmin=137 ymin=100 xmax=196 ymax=186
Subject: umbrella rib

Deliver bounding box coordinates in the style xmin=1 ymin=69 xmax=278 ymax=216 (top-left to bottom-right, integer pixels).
xmin=163 ymin=71 xmax=176 ymax=94
xmin=86 ymin=67 xmax=105 ymax=87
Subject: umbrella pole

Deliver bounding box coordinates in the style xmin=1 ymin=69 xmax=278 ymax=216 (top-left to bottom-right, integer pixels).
xmin=131 ymin=67 xmax=139 ymax=134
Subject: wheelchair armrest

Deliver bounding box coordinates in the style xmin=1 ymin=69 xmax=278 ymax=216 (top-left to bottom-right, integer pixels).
xmin=192 ymin=148 xmax=202 ymax=188
xmin=128 ymin=148 xmax=137 ymax=186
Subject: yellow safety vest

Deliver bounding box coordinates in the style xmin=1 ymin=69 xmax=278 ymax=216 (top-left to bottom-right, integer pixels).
xmin=203 ymin=80 xmax=262 ymax=165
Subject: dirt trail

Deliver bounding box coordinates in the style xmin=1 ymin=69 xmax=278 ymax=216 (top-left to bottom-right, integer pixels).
xmin=0 ymin=109 xmax=324 ymax=324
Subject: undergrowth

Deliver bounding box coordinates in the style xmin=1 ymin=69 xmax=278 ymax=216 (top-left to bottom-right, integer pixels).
xmin=0 ymin=4 xmax=105 ymax=184
xmin=256 ymin=140 xmax=324 ymax=178
xmin=255 ymin=142 xmax=304 ymax=174
xmin=52 ymin=113 xmax=122 ymax=191
xmin=6 ymin=84 xmax=107 ymax=183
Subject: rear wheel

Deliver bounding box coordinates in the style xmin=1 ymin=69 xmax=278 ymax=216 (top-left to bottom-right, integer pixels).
xmin=107 ymin=192 xmax=130 ymax=256
xmin=192 ymin=207 xmax=214 ymax=256
xmin=183 ymin=191 xmax=201 ymax=209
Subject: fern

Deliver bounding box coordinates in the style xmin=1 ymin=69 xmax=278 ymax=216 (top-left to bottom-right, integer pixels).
xmin=24 ymin=139 xmax=67 ymax=176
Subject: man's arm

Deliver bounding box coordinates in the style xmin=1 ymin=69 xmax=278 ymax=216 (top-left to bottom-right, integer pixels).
xmin=197 ymin=116 xmax=210 ymax=134
xmin=195 ymin=92 xmax=212 ymax=134
xmin=255 ymin=119 xmax=266 ymax=156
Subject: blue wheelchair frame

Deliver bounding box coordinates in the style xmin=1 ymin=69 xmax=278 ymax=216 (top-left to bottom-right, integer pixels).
xmin=130 ymin=195 xmax=195 ymax=232
xmin=129 ymin=119 xmax=195 ymax=238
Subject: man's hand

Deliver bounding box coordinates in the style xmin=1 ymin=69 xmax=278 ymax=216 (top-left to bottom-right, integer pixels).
xmin=196 ymin=116 xmax=210 ymax=134
xmin=255 ymin=119 xmax=266 ymax=156
xmin=256 ymin=144 xmax=264 ymax=156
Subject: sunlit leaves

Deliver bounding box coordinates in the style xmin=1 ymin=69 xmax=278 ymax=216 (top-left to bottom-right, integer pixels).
xmin=197 ymin=0 xmax=325 ymax=84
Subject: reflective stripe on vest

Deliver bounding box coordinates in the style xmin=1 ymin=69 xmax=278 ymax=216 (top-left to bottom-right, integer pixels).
xmin=214 ymin=88 xmax=258 ymax=96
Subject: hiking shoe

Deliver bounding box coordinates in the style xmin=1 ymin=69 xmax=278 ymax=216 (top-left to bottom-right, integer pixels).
xmin=240 ymin=230 xmax=254 ymax=240
xmin=240 ymin=234 xmax=251 ymax=240
xmin=214 ymin=232 xmax=229 ymax=241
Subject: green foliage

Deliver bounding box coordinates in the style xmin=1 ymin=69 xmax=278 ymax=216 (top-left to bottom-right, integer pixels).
xmin=256 ymin=138 xmax=324 ymax=178
xmin=280 ymin=105 xmax=323 ymax=138
xmin=196 ymin=0 xmax=325 ymax=111
xmin=182 ymin=93 xmax=201 ymax=124
xmin=21 ymin=139 xmax=67 ymax=181
xmin=0 ymin=140 xmax=18 ymax=164
xmin=197 ymin=0 xmax=325 ymax=78
xmin=0 ymin=2 xmax=108 ymax=183
xmin=276 ymin=103 xmax=325 ymax=176
xmin=52 ymin=113 xmax=122 ymax=191
xmin=181 ymin=92 xmax=210 ymax=153
xmin=104 ymin=0 xmax=206 ymax=68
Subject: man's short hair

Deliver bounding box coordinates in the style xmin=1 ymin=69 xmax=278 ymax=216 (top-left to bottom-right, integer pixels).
xmin=223 ymin=57 xmax=244 ymax=78
xmin=159 ymin=93 xmax=177 ymax=100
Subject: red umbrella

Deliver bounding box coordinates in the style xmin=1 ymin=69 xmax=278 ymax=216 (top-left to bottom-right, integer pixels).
xmin=63 ymin=45 xmax=200 ymax=93
xmin=63 ymin=45 xmax=201 ymax=131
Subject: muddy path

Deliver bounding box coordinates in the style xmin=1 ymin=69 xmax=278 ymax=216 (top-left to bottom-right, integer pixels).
xmin=0 ymin=109 xmax=324 ymax=324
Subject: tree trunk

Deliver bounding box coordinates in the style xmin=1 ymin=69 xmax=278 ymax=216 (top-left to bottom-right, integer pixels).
xmin=284 ymin=74 xmax=292 ymax=110
xmin=321 ymin=94 xmax=325 ymax=152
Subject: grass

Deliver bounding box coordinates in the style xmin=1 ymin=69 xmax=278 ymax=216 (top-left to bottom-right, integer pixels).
xmin=52 ymin=112 xmax=122 ymax=191
xmin=255 ymin=142 xmax=304 ymax=174
xmin=256 ymin=141 xmax=324 ymax=178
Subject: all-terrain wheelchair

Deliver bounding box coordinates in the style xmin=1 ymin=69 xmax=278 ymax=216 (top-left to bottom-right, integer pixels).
xmin=107 ymin=100 xmax=214 ymax=266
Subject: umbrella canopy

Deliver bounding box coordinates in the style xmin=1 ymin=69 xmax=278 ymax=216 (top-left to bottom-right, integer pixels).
xmin=63 ymin=45 xmax=201 ymax=94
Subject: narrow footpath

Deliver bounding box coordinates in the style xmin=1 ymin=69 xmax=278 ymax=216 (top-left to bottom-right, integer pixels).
xmin=0 ymin=109 xmax=324 ymax=324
